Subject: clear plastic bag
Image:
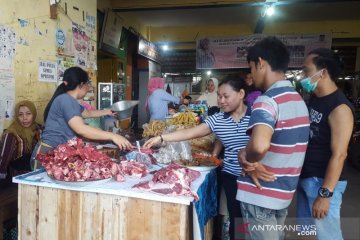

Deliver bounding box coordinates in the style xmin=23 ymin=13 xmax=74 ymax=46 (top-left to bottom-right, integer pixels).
xmin=153 ymin=140 xmax=192 ymax=164
xmin=125 ymin=151 xmax=152 ymax=168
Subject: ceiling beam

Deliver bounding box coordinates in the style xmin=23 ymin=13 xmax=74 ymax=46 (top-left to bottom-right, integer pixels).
xmin=111 ymin=0 xmax=360 ymax=12
xmin=111 ymin=0 xmax=253 ymax=11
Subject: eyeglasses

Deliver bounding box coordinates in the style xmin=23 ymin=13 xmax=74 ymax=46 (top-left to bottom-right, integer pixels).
xmin=86 ymin=80 xmax=93 ymax=87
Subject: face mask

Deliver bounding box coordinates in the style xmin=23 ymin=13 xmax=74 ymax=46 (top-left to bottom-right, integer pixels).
xmin=300 ymin=70 xmax=323 ymax=93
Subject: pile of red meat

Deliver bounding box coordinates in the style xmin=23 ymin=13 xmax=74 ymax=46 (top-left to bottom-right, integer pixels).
xmin=133 ymin=164 xmax=201 ymax=200
xmin=113 ymin=160 xmax=148 ymax=182
xmin=37 ymin=138 xmax=148 ymax=182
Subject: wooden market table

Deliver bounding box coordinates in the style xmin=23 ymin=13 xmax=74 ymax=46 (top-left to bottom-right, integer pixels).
xmin=13 ymin=169 xmax=215 ymax=240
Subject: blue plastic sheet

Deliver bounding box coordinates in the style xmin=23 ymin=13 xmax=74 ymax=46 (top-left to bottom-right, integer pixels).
xmin=194 ymin=169 xmax=218 ymax=240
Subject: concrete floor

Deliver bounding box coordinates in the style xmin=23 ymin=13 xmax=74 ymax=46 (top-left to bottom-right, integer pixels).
xmin=213 ymin=162 xmax=360 ymax=240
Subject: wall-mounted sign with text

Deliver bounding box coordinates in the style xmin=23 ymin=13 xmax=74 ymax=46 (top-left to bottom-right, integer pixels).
xmin=138 ymin=37 xmax=161 ymax=63
xmin=39 ymin=60 xmax=57 ymax=82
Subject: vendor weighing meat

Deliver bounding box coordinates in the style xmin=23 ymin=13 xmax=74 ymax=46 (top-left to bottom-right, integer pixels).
xmin=30 ymin=67 xmax=132 ymax=170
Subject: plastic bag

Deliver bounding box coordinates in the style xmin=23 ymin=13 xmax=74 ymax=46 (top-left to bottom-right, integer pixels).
xmin=153 ymin=140 xmax=192 ymax=164
xmin=125 ymin=151 xmax=152 ymax=168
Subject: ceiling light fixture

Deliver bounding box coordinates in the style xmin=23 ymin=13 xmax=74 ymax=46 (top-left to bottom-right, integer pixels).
xmin=206 ymin=71 xmax=212 ymax=76
xmin=162 ymin=45 xmax=169 ymax=51
xmin=265 ymin=5 xmax=275 ymax=16
xmin=262 ymin=0 xmax=277 ymax=17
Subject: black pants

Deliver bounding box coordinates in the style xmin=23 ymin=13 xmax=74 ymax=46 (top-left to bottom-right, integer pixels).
xmin=221 ymin=171 xmax=242 ymax=240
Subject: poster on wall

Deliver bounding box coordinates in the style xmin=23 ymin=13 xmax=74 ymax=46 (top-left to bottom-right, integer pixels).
xmin=85 ymin=14 xmax=97 ymax=70
xmin=85 ymin=14 xmax=96 ymax=39
xmin=0 ymin=25 xmax=16 ymax=59
xmin=39 ymin=60 xmax=57 ymax=82
xmin=56 ymin=28 xmax=66 ymax=55
xmin=57 ymin=56 xmax=75 ymax=82
xmin=72 ymin=23 xmax=89 ymax=68
xmin=0 ymin=59 xmax=15 ymax=124
xmin=196 ymin=34 xmax=332 ymax=69
xmin=0 ymin=25 xmax=16 ymax=128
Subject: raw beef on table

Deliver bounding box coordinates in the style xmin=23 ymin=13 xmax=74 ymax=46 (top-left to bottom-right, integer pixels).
xmin=117 ymin=160 xmax=149 ymax=182
xmin=133 ymin=164 xmax=201 ymax=200
xmin=37 ymin=138 xmax=148 ymax=182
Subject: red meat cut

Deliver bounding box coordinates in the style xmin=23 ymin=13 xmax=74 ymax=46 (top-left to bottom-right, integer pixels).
xmin=133 ymin=164 xmax=200 ymax=200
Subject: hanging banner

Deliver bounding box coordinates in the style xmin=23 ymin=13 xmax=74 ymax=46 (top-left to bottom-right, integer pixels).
xmin=196 ymin=34 xmax=332 ymax=69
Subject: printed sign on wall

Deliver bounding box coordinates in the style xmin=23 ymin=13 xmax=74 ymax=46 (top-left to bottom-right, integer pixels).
xmin=0 ymin=25 xmax=16 ymax=125
xmin=39 ymin=60 xmax=57 ymax=82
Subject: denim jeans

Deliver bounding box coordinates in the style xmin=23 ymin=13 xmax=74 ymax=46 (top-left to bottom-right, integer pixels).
xmin=297 ymin=177 xmax=347 ymax=240
xmin=240 ymin=202 xmax=288 ymax=240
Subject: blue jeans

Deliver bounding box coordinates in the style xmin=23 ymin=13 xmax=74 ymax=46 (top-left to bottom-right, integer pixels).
xmin=240 ymin=202 xmax=288 ymax=240
xmin=297 ymin=177 xmax=347 ymax=240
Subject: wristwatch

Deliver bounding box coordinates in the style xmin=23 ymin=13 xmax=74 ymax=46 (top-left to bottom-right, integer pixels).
xmin=318 ymin=187 xmax=333 ymax=198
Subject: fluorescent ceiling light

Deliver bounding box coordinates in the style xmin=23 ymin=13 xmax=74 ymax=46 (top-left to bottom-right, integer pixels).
xmin=265 ymin=5 xmax=275 ymax=16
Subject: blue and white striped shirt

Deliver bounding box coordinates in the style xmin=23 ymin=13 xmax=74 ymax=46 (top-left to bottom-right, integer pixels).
xmin=205 ymin=109 xmax=251 ymax=176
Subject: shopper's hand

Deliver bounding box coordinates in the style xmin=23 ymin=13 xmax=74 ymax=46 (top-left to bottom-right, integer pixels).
xmin=312 ymin=197 xmax=330 ymax=219
xmin=253 ymin=163 xmax=277 ymax=181
xmin=143 ymin=136 xmax=162 ymax=149
xmin=246 ymin=164 xmax=276 ymax=190
xmin=112 ymin=135 xmax=132 ymax=151
xmin=238 ymin=149 xmax=258 ymax=172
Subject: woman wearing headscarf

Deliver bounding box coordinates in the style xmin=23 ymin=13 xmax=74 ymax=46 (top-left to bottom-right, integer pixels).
xmin=30 ymin=66 xmax=132 ymax=170
xmin=146 ymin=77 xmax=180 ymax=121
xmin=0 ymin=100 xmax=42 ymax=179
xmin=197 ymin=77 xmax=219 ymax=108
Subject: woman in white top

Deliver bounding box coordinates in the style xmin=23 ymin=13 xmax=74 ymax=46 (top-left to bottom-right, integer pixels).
xmin=197 ymin=78 xmax=219 ymax=107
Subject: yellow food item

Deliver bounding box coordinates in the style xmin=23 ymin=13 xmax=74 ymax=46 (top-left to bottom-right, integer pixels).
xmin=142 ymin=121 xmax=167 ymax=137
xmin=168 ymin=112 xmax=198 ymax=125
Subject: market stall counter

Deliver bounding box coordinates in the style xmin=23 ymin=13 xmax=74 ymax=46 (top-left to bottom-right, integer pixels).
xmin=13 ymin=168 xmax=217 ymax=240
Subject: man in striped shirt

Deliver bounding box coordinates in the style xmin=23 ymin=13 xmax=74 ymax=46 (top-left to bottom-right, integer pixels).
xmin=236 ymin=37 xmax=310 ymax=240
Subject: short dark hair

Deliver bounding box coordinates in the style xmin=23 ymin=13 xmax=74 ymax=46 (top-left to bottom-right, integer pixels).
xmin=168 ymin=103 xmax=176 ymax=109
xmin=307 ymin=48 xmax=343 ymax=81
xmin=247 ymin=36 xmax=289 ymax=72
xmin=219 ymin=75 xmax=247 ymax=98
xmin=184 ymin=95 xmax=192 ymax=100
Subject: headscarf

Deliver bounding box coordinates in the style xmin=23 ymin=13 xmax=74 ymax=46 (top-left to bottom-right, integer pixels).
xmin=198 ymin=78 xmax=219 ymax=107
xmin=146 ymin=77 xmax=165 ymax=112
xmin=6 ymin=100 xmax=38 ymax=152
xmin=208 ymin=78 xmax=219 ymax=92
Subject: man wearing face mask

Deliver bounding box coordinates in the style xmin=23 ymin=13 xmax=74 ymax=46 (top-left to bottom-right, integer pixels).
xmin=297 ymin=48 xmax=354 ymax=240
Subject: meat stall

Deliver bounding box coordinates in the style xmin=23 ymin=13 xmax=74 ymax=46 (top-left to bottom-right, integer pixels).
xmin=13 ymin=168 xmax=216 ymax=240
